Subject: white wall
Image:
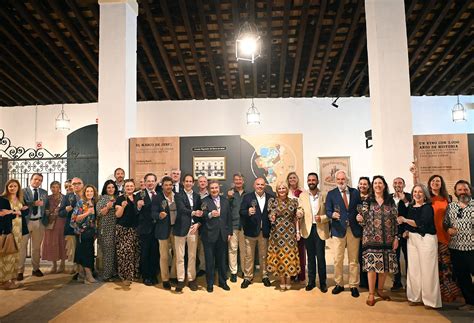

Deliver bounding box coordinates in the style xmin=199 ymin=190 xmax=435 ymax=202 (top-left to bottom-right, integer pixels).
xmin=1 ymin=96 xmax=472 ymax=187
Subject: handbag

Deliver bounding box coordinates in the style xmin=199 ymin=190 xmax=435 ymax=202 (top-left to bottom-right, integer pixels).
xmin=0 ymin=233 xmax=19 ymax=256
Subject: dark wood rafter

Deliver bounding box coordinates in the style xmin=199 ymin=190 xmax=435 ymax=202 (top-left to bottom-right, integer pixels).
xmin=66 ymin=0 xmax=98 ymax=49
xmin=142 ymin=0 xmax=183 ymax=99
xmin=406 ymin=0 xmax=436 ymax=44
xmin=339 ymin=33 xmax=365 ymax=96
xmin=313 ymin=0 xmax=345 ymax=96
xmin=0 ymin=80 xmax=23 ymax=106
xmin=214 ymin=0 xmax=233 ymax=98
xmin=249 ymin=0 xmax=258 ymax=97
xmin=160 ymin=0 xmax=195 ymax=99
xmin=0 ymin=68 xmax=44 ymax=104
xmin=302 ymin=0 xmax=327 ymax=96
xmin=278 ymin=0 xmax=291 ymax=97
xmin=179 ymin=0 xmax=207 ymax=99
xmin=289 ymin=0 xmax=310 ymax=97
xmin=451 ymin=72 xmax=474 ymax=95
xmin=0 ymin=76 xmax=37 ymax=106
xmin=0 ymin=87 xmax=18 ymax=106
xmin=265 ymin=0 xmax=272 ymax=96
xmin=351 ymin=63 xmax=368 ymax=96
xmin=197 ymin=0 xmax=220 ymax=98
xmin=137 ymin=59 xmax=160 ymax=100
xmin=326 ymin=1 xmax=363 ymax=96
xmin=232 ymin=0 xmax=246 ymax=98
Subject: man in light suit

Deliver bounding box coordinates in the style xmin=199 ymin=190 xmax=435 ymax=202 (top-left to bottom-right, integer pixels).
xmin=18 ymin=173 xmax=48 ymax=280
xmin=299 ymin=172 xmax=329 ymax=292
xmin=326 ymin=170 xmax=362 ymax=297
xmin=240 ymin=177 xmax=274 ymax=288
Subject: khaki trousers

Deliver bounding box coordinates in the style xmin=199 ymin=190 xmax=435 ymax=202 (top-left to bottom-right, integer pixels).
xmin=333 ymin=227 xmax=360 ymax=287
xmin=65 ymin=235 xmax=76 ymax=263
xmin=18 ymin=220 xmax=45 ymax=273
xmin=159 ymin=234 xmax=176 ymax=281
xmin=228 ymin=229 xmax=245 ymax=275
xmin=244 ymin=232 xmax=268 ymax=280
xmin=174 ymin=231 xmax=198 ymax=282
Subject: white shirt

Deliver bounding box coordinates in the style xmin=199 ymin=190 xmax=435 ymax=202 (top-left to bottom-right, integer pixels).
xmin=185 ymin=189 xmax=194 ymax=207
xmin=255 ymin=192 xmax=266 ymax=213
xmin=174 ymin=182 xmax=180 ymax=193
xmin=339 ymin=187 xmax=350 ymax=206
xmin=30 ymin=185 xmax=42 ymax=218
xmin=309 ymin=191 xmax=320 ymax=224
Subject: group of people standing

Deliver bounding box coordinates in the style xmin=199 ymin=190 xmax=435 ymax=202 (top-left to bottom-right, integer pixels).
xmin=0 ymin=168 xmax=472 ymax=312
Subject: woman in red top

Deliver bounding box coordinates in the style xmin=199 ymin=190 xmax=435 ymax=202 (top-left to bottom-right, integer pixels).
xmin=428 ymin=174 xmax=460 ymax=302
xmin=287 ymin=172 xmax=305 ymax=283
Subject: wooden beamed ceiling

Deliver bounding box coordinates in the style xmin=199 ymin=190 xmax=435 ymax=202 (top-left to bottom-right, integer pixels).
xmin=0 ymin=0 xmax=472 ymax=107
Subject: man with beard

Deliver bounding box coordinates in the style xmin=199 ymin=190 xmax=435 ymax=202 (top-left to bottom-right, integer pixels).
xmin=444 ymin=180 xmax=474 ymax=311
xmin=114 ymin=168 xmax=125 ymax=195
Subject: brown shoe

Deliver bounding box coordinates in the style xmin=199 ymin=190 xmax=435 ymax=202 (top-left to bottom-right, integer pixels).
xmin=17 ymin=273 xmax=24 ymax=281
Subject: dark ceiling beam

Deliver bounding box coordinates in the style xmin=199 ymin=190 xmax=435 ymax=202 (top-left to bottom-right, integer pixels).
xmin=289 ymin=0 xmax=310 ymax=97
xmin=450 ymin=71 xmax=473 ymax=95
xmin=408 ymin=1 xmax=451 ymax=67
xmin=11 ymin=1 xmax=95 ymax=101
xmin=137 ymin=59 xmax=160 ymax=100
xmin=214 ymin=0 xmax=233 ymax=98
xmin=0 ymin=87 xmax=19 ymax=106
xmin=407 ymin=0 xmax=436 ymax=44
xmin=249 ymin=0 xmax=258 ymax=97
xmin=351 ymin=64 xmax=368 ymax=96
xmin=142 ymin=0 xmax=183 ymax=99
xmin=278 ymin=0 xmax=291 ymax=97
xmin=410 ymin=0 xmax=471 ymax=83
xmin=0 ymin=81 xmax=23 ymax=106
xmin=179 ymin=0 xmax=207 ymax=99
xmin=327 ymin=1 xmax=363 ymax=96
xmin=232 ymin=0 xmax=245 ymax=98
xmin=48 ymin=0 xmax=98 ymax=71
xmin=137 ymin=80 xmax=146 ymax=100
xmin=66 ymin=0 xmax=98 ymax=48
xmin=0 ymin=71 xmax=42 ymax=104
xmin=29 ymin=1 xmax=97 ymax=87
xmin=302 ymin=0 xmax=327 ymax=96
xmin=265 ymin=0 xmax=273 ymax=96
xmin=413 ymin=18 xmax=472 ymax=94
xmin=197 ymin=0 xmax=221 ymax=98
xmin=160 ymin=0 xmax=195 ymax=99
xmin=137 ymin=24 xmax=171 ymax=100
xmin=339 ymin=33 xmax=365 ymax=96
xmin=313 ymin=0 xmax=345 ymax=96
xmin=432 ymin=50 xmax=473 ymax=95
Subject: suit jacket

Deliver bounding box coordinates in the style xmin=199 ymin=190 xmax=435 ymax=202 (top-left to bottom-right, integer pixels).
xmin=174 ymin=191 xmax=202 ymax=237
xmin=392 ymin=192 xmax=413 ymax=237
xmin=23 ymin=186 xmax=48 ymax=225
xmin=200 ymin=195 xmax=232 ymax=243
xmin=239 ymin=191 xmax=274 ymax=238
xmin=151 ymin=192 xmax=173 ymax=240
xmin=172 ymin=183 xmax=185 ymax=194
xmin=137 ymin=190 xmax=156 ymax=236
xmin=326 ymin=187 xmax=362 ymax=238
xmin=298 ymin=190 xmax=330 ymax=240
xmin=59 ymin=193 xmax=79 ymax=236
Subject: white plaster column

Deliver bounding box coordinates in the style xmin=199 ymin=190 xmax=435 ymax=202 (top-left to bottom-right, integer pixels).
xmin=98 ymin=0 xmax=138 ymax=185
xmin=365 ymin=0 xmax=414 ymax=187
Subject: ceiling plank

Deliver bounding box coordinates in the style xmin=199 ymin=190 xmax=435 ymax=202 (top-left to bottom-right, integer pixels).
xmin=450 ymin=71 xmax=473 ymax=95
xmin=290 ymin=0 xmax=310 ymax=97
xmin=278 ymin=0 xmax=292 ymax=97
xmin=302 ymin=0 xmax=327 ymax=96
xmin=339 ymin=34 xmax=366 ymax=96
xmin=0 ymin=70 xmax=42 ymax=104
xmin=66 ymin=0 xmax=98 ymax=48
xmin=265 ymin=0 xmax=273 ymax=96
xmin=407 ymin=0 xmax=436 ymax=44
xmin=160 ymin=0 xmax=195 ymax=99
xmin=327 ymin=1 xmax=363 ymax=96
xmin=179 ymin=0 xmax=207 ymax=99
xmin=0 ymin=87 xmax=19 ymax=106
xmin=197 ymin=0 xmax=221 ymax=98
xmin=0 ymin=80 xmax=22 ymax=106
xmin=232 ymin=0 xmax=246 ymax=98
xmin=214 ymin=0 xmax=233 ymax=98
xmin=137 ymin=59 xmax=160 ymax=100
xmin=249 ymin=0 xmax=258 ymax=97
xmin=351 ymin=63 xmax=368 ymax=96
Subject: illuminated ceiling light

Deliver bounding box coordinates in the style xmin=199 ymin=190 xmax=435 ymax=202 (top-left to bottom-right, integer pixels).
xmin=246 ymin=98 xmax=261 ymax=125
xmin=236 ymin=22 xmax=261 ymax=63
xmin=55 ymin=104 xmax=70 ymax=130
xmin=452 ymin=95 xmax=467 ymax=122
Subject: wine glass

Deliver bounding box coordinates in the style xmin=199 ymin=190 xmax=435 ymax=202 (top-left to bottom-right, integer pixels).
xmin=333 ymin=205 xmax=340 ymax=221
xmin=201 ymin=202 xmax=208 ymax=212
xmin=140 ymin=190 xmax=146 ymax=201
xmin=161 ymin=200 xmax=168 ymax=211
xmin=251 ymin=200 xmax=257 ymax=210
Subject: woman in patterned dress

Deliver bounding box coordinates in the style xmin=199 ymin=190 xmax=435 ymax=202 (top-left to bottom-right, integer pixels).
xmin=0 ymin=180 xmax=28 ymax=290
xmin=42 ymin=181 xmax=66 ymax=273
xmin=287 ymin=172 xmax=305 ymax=283
xmin=428 ymin=174 xmax=460 ymax=302
xmin=357 ymin=175 xmax=399 ymax=306
xmin=267 ymin=181 xmax=301 ymax=290
xmin=96 ymin=180 xmax=118 ymax=281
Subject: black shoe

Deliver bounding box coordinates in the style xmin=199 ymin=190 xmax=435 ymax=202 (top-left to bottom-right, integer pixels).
xmin=170 ymin=278 xmax=178 ymax=285
xmin=32 ymin=269 xmax=44 ymax=277
xmin=188 ymin=280 xmax=198 ymax=291
xmin=152 ymin=277 xmax=159 ymax=285
xmin=175 ymin=281 xmax=185 ymax=292
xmin=320 ymin=284 xmax=328 ymax=293
xmin=144 ymin=279 xmax=153 ymax=286
xmin=72 ymin=272 xmax=79 ymax=281
xmin=350 ymin=287 xmax=360 ymax=298
xmin=305 ymin=283 xmax=316 ymax=291
xmin=241 ymin=279 xmax=251 ymax=289
xmin=197 ymin=270 xmax=206 ymax=277
xmin=17 ymin=273 xmax=24 ymax=281
xmin=391 ymin=283 xmax=403 ymax=291
xmin=207 ymin=286 xmax=213 ymax=293
xmin=262 ymin=277 xmax=271 ymax=287
xmin=230 ymin=274 xmax=237 ymax=283
xmin=163 ymin=281 xmax=171 ymax=290
xmin=332 ymin=285 xmax=344 ymax=294
xmin=219 ymin=283 xmax=230 ymax=291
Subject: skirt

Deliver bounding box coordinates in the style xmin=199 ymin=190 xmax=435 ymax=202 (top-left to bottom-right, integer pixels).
xmin=0 ymin=217 xmax=22 ymax=283
xmin=438 ymin=242 xmax=461 ymax=302
xmin=116 ymin=225 xmax=139 ymax=281
xmin=42 ymin=217 xmax=67 ymax=261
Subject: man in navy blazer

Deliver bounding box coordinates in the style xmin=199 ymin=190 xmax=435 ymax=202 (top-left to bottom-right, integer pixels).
xmin=200 ymin=181 xmax=232 ymax=292
xmin=239 ymin=177 xmax=274 ymax=288
xmin=326 ymin=170 xmax=362 ymax=297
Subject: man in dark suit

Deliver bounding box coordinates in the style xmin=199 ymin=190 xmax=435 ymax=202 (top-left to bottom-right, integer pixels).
xmin=390 ymin=177 xmax=412 ymax=291
xmin=326 ymin=170 xmax=362 ymax=297
xmin=136 ymin=173 xmax=159 ymax=286
xmin=171 ymin=169 xmax=184 ymax=194
xmin=174 ymin=174 xmax=203 ymax=292
xmin=201 ymin=180 xmax=232 ymax=292
xmin=18 ymin=173 xmax=48 ymax=280
xmin=152 ymin=176 xmax=177 ymax=290
xmin=114 ymin=167 xmax=125 ymax=195
xmin=239 ymin=177 xmax=274 ymax=289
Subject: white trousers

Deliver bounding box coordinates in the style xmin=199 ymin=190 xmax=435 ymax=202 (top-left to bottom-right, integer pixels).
xmin=174 ymin=231 xmax=198 ymax=282
xmin=228 ymin=229 xmax=245 ymax=275
xmin=407 ymin=232 xmax=442 ymax=308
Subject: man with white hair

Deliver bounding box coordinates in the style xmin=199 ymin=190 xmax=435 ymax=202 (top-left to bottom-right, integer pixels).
xmin=326 ymin=170 xmax=362 ymax=297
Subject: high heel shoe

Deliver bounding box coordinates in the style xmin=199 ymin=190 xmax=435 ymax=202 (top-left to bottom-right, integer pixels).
xmin=377 ymin=289 xmax=391 ymax=301
xmin=366 ymin=293 xmax=376 ymax=306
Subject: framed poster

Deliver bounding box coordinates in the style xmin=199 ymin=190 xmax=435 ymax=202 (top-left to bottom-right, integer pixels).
xmin=193 ymin=156 xmax=226 ymax=180
xmin=318 ymin=156 xmax=352 ymax=195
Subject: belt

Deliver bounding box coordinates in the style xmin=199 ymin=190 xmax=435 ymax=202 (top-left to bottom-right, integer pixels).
xmin=29 ymin=218 xmax=41 ymax=221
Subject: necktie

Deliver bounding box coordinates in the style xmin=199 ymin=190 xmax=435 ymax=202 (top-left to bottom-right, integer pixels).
xmin=342 ymin=189 xmax=349 ymax=210
xmin=33 ymin=188 xmax=39 ymax=215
